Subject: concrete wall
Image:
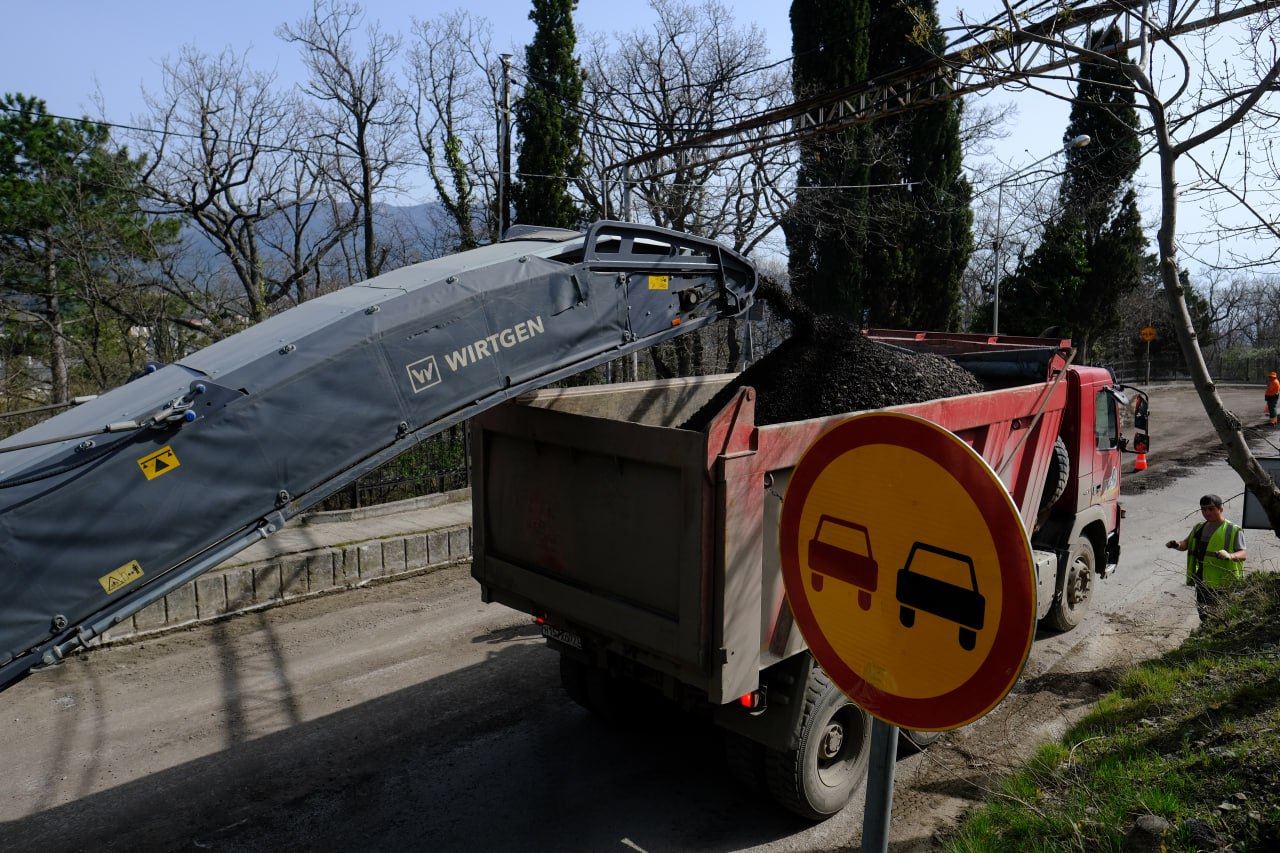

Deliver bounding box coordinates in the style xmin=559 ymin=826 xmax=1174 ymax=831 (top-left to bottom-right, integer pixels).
xmin=101 ymin=507 xmax=473 ymax=645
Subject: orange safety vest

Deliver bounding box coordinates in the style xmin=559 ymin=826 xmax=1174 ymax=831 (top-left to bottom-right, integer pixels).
xmin=1267 ymin=377 xmax=1280 ymax=397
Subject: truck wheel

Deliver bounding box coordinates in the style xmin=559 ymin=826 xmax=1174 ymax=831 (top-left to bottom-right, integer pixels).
xmin=1045 ymin=537 xmax=1095 ymax=631
xmin=558 ymin=654 xmax=633 ymax=720
xmin=899 ymin=728 xmax=942 ymax=755
xmin=1039 ymin=437 xmax=1071 ymax=513
xmin=559 ymin=654 xmax=593 ymax=711
xmin=723 ymin=731 xmax=769 ymax=796
xmin=764 ymin=666 xmax=871 ymax=820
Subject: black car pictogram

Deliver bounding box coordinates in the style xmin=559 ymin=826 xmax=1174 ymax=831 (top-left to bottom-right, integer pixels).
xmin=808 ymin=515 xmax=878 ymax=610
xmin=896 ymin=542 xmax=986 ymax=650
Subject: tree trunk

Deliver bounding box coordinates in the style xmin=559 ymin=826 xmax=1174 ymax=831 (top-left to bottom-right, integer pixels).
xmin=44 ymin=239 xmax=68 ymax=404
xmin=1132 ymin=64 xmax=1280 ymax=535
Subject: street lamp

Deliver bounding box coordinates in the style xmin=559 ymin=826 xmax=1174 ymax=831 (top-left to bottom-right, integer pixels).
xmin=992 ymin=133 xmax=1092 ymax=336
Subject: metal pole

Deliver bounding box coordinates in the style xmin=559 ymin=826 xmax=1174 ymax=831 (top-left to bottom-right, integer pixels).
xmin=621 ymin=165 xmax=633 ymax=222
xmin=499 ymin=54 xmax=513 ymax=238
xmin=993 ymin=182 xmax=1003 ymax=336
xmin=859 ymin=719 xmax=899 ymax=852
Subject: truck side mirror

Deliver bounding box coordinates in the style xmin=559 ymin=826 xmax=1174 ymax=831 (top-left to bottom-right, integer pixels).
xmin=1133 ymin=433 xmax=1149 ymax=453
xmin=1134 ymin=398 xmax=1148 ymax=433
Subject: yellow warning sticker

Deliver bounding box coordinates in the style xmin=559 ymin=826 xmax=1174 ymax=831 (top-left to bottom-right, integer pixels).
xmin=100 ymin=560 xmax=144 ymax=594
xmin=648 ymin=275 xmax=670 ymax=290
xmin=138 ymin=446 xmax=180 ymax=480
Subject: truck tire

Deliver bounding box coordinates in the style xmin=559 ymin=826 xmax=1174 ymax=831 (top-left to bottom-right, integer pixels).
xmin=899 ymin=728 xmax=942 ymax=754
xmin=1039 ymin=437 xmax=1071 ymax=513
xmin=1044 ymin=536 xmax=1095 ymax=631
xmin=723 ymin=731 xmax=769 ymax=796
xmin=764 ymin=666 xmax=871 ymax=820
xmin=558 ymin=654 xmax=593 ymax=711
xmin=558 ymin=654 xmax=633 ymax=721
xmin=558 ymin=650 xmax=650 ymax=717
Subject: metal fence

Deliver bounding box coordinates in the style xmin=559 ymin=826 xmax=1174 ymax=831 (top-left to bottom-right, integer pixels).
xmin=1105 ymin=351 xmax=1280 ymax=386
xmin=316 ymin=424 xmax=471 ymax=512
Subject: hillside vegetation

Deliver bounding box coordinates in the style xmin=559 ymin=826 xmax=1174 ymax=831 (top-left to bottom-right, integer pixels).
xmin=942 ymin=572 xmax=1280 ymax=852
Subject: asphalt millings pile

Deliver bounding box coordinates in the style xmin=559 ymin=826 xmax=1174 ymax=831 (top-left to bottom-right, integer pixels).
xmin=683 ymin=280 xmax=983 ymax=430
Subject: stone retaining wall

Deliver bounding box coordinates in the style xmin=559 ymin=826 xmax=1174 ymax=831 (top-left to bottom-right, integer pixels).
xmin=103 ymin=523 xmax=474 ymax=645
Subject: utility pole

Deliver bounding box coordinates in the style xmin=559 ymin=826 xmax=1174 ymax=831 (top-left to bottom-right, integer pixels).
xmin=498 ymin=54 xmax=514 ymax=238
xmin=993 ymin=181 xmax=1004 ymax=336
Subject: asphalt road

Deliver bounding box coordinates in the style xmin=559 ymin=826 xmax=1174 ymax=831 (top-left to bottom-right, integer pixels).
xmin=2 ymin=383 xmax=1277 ymax=853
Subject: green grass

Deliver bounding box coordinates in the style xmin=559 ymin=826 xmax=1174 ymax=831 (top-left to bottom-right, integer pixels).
xmin=940 ymin=572 xmax=1280 ymax=852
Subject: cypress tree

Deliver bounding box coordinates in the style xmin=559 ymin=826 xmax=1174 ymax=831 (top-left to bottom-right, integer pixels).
xmin=862 ymin=0 xmax=971 ymax=330
xmin=786 ymin=0 xmax=970 ymax=328
xmin=511 ymin=0 xmax=585 ymax=230
xmin=997 ymin=25 xmax=1146 ymax=354
xmin=784 ymin=0 xmax=871 ymax=320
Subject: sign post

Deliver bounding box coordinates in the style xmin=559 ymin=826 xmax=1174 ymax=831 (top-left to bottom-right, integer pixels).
xmin=1140 ymin=326 xmax=1157 ymax=384
xmin=779 ymin=412 xmax=1037 ymax=851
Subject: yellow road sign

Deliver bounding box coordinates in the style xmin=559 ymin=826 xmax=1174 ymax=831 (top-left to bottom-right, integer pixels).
xmin=780 ymin=412 xmax=1036 ymax=731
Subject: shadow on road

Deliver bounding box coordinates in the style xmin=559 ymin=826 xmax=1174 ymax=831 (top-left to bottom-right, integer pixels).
xmin=3 ymin=641 xmax=813 ymax=852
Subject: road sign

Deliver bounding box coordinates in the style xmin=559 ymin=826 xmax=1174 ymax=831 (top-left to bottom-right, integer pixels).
xmin=779 ymin=412 xmax=1036 ymax=731
xmin=1139 ymin=326 xmax=1157 ymax=341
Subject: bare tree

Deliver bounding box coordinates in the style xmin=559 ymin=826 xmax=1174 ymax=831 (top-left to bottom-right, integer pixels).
xmin=407 ymin=10 xmax=502 ymax=251
xmin=580 ymin=0 xmax=790 ymax=252
xmin=579 ymin=0 xmax=790 ymax=376
xmin=949 ymin=0 xmax=1280 ymax=532
xmin=279 ymin=0 xmax=410 ymax=279
xmin=138 ymin=46 xmax=357 ymax=327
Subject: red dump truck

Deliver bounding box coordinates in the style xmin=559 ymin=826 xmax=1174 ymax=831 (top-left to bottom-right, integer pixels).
xmin=470 ymin=330 xmax=1148 ymax=819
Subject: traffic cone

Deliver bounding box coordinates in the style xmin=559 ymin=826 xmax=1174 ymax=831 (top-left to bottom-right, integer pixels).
xmin=1135 ymin=452 xmax=1147 ymax=471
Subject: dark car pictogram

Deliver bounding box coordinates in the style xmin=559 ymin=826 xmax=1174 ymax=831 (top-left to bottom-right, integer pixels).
xmin=808 ymin=515 xmax=878 ymax=610
xmin=896 ymin=542 xmax=986 ymax=650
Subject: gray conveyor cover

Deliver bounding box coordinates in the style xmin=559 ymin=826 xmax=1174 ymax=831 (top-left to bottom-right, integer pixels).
xmin=0 ymin=221 xmax=755 ymax=690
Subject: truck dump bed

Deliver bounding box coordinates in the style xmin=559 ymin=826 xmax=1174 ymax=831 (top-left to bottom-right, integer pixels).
xmin=472 ymin=336 xmax=1072 ymax=704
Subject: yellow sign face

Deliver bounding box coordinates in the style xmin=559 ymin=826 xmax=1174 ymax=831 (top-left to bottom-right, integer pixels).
xmin=1139 ymin=326 xmax=1157 ymax=342
xmin=99 ymin=560 xmax=144 ymax=594
xmin=647 ymin=275 xmax=670 ymax=290
xmin=799 ymin=444 xmax=1003 ymax=697
xmin=780 ymin=413 xmax=1036 ymax=731
xmin=138 ymin=446 xmax=180 ymax=480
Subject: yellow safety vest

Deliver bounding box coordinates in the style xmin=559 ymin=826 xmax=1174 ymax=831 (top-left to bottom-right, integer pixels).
xmin=1185 ymin=521 xmax=1243 ymax=589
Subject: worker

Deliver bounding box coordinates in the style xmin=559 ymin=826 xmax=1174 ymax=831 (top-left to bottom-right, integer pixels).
xmin=1266 ymin=371 xmax=1279 ymax=425
xmin=1165 ymin=493 xmax=1246 ymax=620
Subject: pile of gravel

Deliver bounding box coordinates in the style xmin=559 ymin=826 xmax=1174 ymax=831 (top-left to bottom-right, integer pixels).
xmin=682 ymin=280 xmax=983 ymax=430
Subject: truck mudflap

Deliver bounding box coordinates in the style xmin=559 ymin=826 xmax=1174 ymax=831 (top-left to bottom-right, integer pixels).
xmin=0 ymin=221 xmax=756 ymax=693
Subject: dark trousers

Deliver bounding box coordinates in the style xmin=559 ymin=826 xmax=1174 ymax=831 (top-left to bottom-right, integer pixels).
xmin=1268 ymin=394 xmax=1278 ymax=419
xmin=1193 ymin=578 xmax=1224 ymax=620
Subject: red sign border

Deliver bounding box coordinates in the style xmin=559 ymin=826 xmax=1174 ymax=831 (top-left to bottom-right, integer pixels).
xmin=779 ymin=412 xmax=1036 ymax=731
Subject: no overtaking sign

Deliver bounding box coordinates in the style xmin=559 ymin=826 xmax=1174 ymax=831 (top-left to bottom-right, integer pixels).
xmin=779 ymin=412 xmax=1037 ymax=732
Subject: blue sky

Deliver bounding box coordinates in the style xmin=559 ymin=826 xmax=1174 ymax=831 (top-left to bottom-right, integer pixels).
xmin=9 ymin=1 xmax=1228 ymax=272
xmin=2 ymin=1 xmax=793 ymax=118
xmin=2 ymin=1 xmax=1066 ymax=161
xmin=0 ymin=1 xmax=1071 ymax=167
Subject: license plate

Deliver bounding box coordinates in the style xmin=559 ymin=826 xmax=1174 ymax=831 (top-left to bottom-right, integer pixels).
xmin=541 ymin=624 xmax=583 ymax=650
